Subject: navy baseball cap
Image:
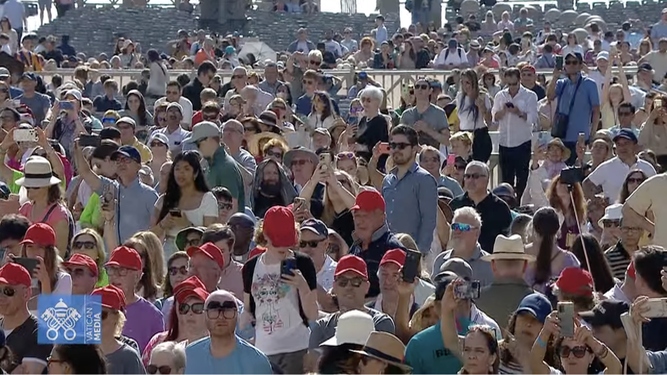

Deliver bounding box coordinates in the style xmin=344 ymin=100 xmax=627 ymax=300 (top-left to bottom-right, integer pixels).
xmin=516 ymin=293 xmax=552 ymax=324
xmin=580 ymin=300 xmax=630 ymax=329
xmin=358 ymin=71 xmax=368 ymax=79
xmin=300 ymin=218 xmax=328 ymax=238
xmin=613 ymin=128 xmax=638 ymax=143
xmin=111 ymin=145 xmax=141 ymax=164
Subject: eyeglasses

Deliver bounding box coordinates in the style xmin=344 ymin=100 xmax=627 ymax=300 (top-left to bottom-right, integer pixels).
xmin=73 ymin=241 xmax=96 ymax=250
xmin=266 ymin=150 xmax=283 ymax=159
xmin=299 ymin=239 xmax=324 ymax=248
xmin=147 ymin=365 xmax=173 ymax=374
xmin=0 ymin=287 xmax=15 ymax=297
xmin=168 ymin=265 xmax=188 ymax=276
xmin=291 ymin=159 xmax=310 ymax=166
xmin=414 ymin=83 xmax=430 ymax=90
xmin=336 ymin=277 xmax=365 ymax=288
xmin=464 ymin=173 xmax=487 ymax=180
xmin=560 ymin=345 xmax=590 ymax=358
xmin=105 ymin=266 xmax=129 ymax=277
xmin=565 ymin=60 xmax=579 ymax=65
xmin=451 ymin=222 xmax=477 ymax=232
xmin=602 ymin=220 xmax=621 ymax=228
xmin=178 ymin=302 xmax=205 ymax=315
xmin=218 ymin=202 xmax=233 ymax=210
xmin=627 ymin=177 xmax=644 ymax=184
xmin=389 ymin=142 xmax=412 ymax=150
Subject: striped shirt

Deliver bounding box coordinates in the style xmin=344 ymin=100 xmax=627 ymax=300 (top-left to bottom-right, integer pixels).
xmin=499 ymin=358 xmax=524 ymax=374
xmin=604 ymin=242 xmax=632 ymax=281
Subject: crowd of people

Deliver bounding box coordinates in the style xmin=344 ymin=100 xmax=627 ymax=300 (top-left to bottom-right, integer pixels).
xmin=0 ymin=0 xmax=665 ymax=374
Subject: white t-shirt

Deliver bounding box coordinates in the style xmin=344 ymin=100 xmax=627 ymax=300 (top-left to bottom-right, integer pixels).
xmin=433 ymin=48 xmax=467 ymax=67
xmin=587 ymin=156 xmax=656 ymax=200
xmin=155 ymin=191 xmax=218 ymax=237
xmin=154 ymin=97 xmax=194 ymax=128
xmin=456 ymin=93 xmax=491 ymax=131
xmin=316 ymin=255 xmax=336 ymax=292
xmin=252 ymin=253 xmax=310 ymax=356
xmin=150 ymin=126 xmax=191 ymax=154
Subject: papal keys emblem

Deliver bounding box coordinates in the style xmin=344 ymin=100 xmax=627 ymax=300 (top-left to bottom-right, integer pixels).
xmin=40 ymin=298 xmax=81 ymax=341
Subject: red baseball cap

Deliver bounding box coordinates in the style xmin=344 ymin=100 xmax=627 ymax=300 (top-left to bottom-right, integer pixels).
xmin=263 ymin=206 xmax=298 ymax=248
xmin=520 ymin=64 xmax=536 ymax=73
xmin=187 ymin=242 xmax=225 ymax=269
xmin=0 ymin=262 xmax=31 ymax=287
xmin=335 ymin=255 xmax=368 ymax=280
xmin=63 ymin=253 xmax=99 ymax=276
xmin=351 ymin=190 xmax=385 ymax=212
xmin=173 ymin=276 xmax=210 ymax=304
xmin=92 ymin=285 xmax=126 ymax=310
xmin=380 ymin=249 xmax=406 ymax=267
xmin=556 ymin=267 xmax=593 ymax=297
xmin=248 ymin=247 xmax=267 ymax=259
xmin=19 ymin=223 xmax=56 ymax=247
xmin=105 ymin=246 xmax=142 ymax=271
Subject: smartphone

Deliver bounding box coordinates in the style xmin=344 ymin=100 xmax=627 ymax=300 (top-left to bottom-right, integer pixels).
xmin=655 ymin=98 xmax=663 ymax=108
xmin=79 ymin=134 xmax=101 ymax=148
xmin=558 ymin=302 xmax=575 ymax=337
xmin=13 ymin=128 xmax=38 ymax=143
xmin=169 ymin=209 xmax=182 ymax=217
xmin=454 ymin=280 xmax=481 ymax=300
xmin=379 ymin=142 xmax=391 ymax=155
xmin=538 ymin=131 xmax=550 ymax=148
xmin=13 ymin=257 xmax=39 ymax=275
xmin=319 ymin=153 xmax=333 ymax=171
xmin=60 ymin=100 xmax=74 ymax=111
xmin=401 ymin=250 xmax=421 ymax=283
xmin=281 ymin=257 xmax=297 ymax=277
xmin=555 ymin=55 xmax=564 ymax=70
xmin=505 ymin=102 xmax=515 ymax=108
xmin=12 ymin=99 xmax=20 ymax=107
xmin=446 ymin=153 xmax=456 ymax=166
xmin=643 ymin=298 xmax=667 ymax=318
xmin=578 ymin=132 xmax=586 ymax=144
xmin=293 ymin=197 xmax=308 ymax=211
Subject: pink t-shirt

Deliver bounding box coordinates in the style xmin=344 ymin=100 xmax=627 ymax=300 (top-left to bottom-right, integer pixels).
xmin=19 ymin=202 xmax=69 ymax=229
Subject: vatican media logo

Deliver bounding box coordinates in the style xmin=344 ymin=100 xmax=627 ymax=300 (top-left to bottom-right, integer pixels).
xmin=37 ymin=295 xmax=102 ymax=344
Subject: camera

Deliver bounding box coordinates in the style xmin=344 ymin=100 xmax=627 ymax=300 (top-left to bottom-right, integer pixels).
xmin=560 ymin=167 xmax=584 ymax=186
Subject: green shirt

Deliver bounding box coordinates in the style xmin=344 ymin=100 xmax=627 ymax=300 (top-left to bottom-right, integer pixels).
xmin=205 ymin=147 xmax=245 ymax=212
xmin=79 ymin=193 xmax=103 ymax=230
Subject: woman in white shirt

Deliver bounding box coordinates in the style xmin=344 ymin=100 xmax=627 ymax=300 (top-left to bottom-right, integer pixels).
xmin=456 ymin=69 xmax=493 ymax=162
xmin=0 ymin=17 xmax=18 ymax=53
xmin=307 ymin=91 xmax=337 ymax=131
xmin=561 ymin=34 xmax=585 ymax=58
xmin=146 ymin=49 xmax=168 ymax=98
xmin=151 ymin=151 xmax=218 ymax=257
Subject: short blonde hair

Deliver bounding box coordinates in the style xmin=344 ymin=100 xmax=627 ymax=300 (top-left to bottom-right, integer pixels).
xmin=450 ymin=131 xmax=473 ymax=147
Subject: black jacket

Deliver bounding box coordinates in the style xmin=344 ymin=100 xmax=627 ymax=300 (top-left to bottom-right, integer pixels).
xmin=182 ymin=77 xmax=205 ymax=110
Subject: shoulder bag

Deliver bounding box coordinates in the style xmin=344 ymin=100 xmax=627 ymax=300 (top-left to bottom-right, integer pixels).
xmin=552 ymin=76 xmax=583 ymax=139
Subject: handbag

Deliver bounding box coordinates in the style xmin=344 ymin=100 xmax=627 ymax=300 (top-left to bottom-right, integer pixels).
xmin=552 ymin=76 xmax=583 ymax=139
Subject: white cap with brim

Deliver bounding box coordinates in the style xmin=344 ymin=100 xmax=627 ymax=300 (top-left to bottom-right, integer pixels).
xmin=183 ymin=121 xmax=220 ymax=144
xmin=320 ymin=310 xmax=375 ymax=347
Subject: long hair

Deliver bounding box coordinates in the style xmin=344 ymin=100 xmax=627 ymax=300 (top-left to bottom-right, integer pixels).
xmin=163 ymin=251 xmax=189 ymax=298
xmin=317 ymin=344 xmax=363 ymax=374
xmin=570 ymin=234 xmax=615 ymax=293
xmin=22 ymin=244 xmax=59 ymax=291
xmin=47 ymin=183 xmax=62 ymax=205
xmin=402 ymin=40 xmax=416 ymax=61
xmin=500 ymin=313 xmax=560 ymax=371
xmin=312 ymin=91 xmax=335 ymax=120
xmin=52 ymin=344 xmax=107 ymax=374
xmin=131 ymin=231 xmax=165 ymax=289
xmin=461 ymin=325 xmax=500 ymax=374
xmin=124 ymin=233 xmax=163 ymax=301
xmin=458 ymin=69 xmax=481 ymax=124
xmin=158 ymin=151 xmax=210 ymax=222
xmin=166 ymin=300 xmax=180 ymax=341
xmin=546 ymin=176 xmax=586 ymax=223
xmin=618 ymin=169 xmax=648 ymax=204
xmin=71 ymin=229 xmax=107 ymax=283
xmin=321 ymin=170 xmax=359 ymax=226
xmin=124 ymin=90 xmax=149 ymax=126
xmin=532 ymin=207 xmax=561 ymax=286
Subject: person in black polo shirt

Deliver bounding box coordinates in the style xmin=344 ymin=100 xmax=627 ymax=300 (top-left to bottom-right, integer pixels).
xmin=349 ymin=189 xmax=406 ymax=298
xmin=449 ymin=161 xmax=512 ymax=253
xmin=0 ymin=263 xmax=52 ymax=373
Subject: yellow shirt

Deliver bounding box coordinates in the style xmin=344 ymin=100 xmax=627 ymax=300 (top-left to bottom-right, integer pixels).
xmin=131 ymin=138 xmax=152 ymax=163
xmin=626 ymin=173 xmax=667 ymax=248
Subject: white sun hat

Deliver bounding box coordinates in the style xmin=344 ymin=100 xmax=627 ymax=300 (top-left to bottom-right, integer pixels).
xmin=15 ymin=156 xmax=61 ymax=188
xmin=320 ymin=310 xmax=375 ymax=347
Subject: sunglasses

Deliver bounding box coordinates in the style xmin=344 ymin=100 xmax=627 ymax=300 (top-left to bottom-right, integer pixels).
xmin=299 ymin=240 xmax=323 ymax=248
xmin=150 ymin=142 xmax=165 ymax=147
xmin=205 ymin=302 xmax=237 ymax=319
xmin=309 ymin=60 xmax=321 ymax=65
xmin=102 ymin=118 xmax=116 ymax=124
xmin=178 ymin=302 xmax=205 ymax=315
xmin=389 ymin=142 xmax=412 ymax=150
xmin=266 ymin=151 xmax=283 ymax=159
xmin=291 ymin=159 xmax=310 ymax=166
xmin=627 ymin=177 xmax=644 ymax=184
xmin=337 ymin=152 xmax=355 ymax=160
xmin=603 ymin=220 xmax=621 ymax=228
xmin=169 ymin=265 xmax=188 ymax=276
xmin=73 ymin=241 xmax=95 ymax=250
xmin=560 ymin=345 xmax=590 ymax=358
xmin=336 ymin=277 xmax=365 ymax=288
xmin=451 ymin=222 xmax=477 ymax=232
xmin=565 ymin=60 xmax=579 ymax=65
xmin=0 ymin=287 xmax=15 ymax=297
xmin=464 ymin=173 xmax=487 ymax=180
xmin=303 ymin=79 xmax=314 ymax=85
xmin=414 ymin=83 xmax=430 ymax=90
xmin=218 ymin=202 xmax=233 ymax=210
xmin=147 ymin=365 xmax=173 ymax=374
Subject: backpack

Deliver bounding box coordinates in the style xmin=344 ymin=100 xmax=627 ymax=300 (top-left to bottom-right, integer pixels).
xmin=444 ymin=48 xmax=463 ymax=62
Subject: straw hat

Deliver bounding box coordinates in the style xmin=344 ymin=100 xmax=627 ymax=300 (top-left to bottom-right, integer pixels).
xmin=547 ymin=138 xmax=571 ymax=162
xmin=482 ymin=234 xmax=535 ymax=262
xmin=248 ymin=132 xmax=285 ymax=157
xmin=15 ymin=156 xmax=61 ymax=188
xmin=351 ymin=332 xmax=411 ymax=371
xmin=320 ymin=310 xmax=375 ymax=347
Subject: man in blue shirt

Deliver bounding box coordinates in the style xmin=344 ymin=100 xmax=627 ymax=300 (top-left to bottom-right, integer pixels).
xmin=546 ymin=52 xmax=600 ymax=165
xmin=373 ymin=15 xmax=388 ymax=45
xmin=185 ymin=290 xmax=272 ymax=374
xmin=650 ymin=9 xmax=667 ymax=49
xmin=382 ymin=125 xmax=437 ymax=254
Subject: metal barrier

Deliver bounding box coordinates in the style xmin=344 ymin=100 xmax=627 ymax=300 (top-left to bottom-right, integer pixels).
xmin=38 ymin=66 xmax=638 ymax=108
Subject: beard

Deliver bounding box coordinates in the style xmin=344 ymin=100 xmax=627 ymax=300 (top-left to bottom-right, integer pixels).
xmin=260 ymin=181 xmax=282 ymax=197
